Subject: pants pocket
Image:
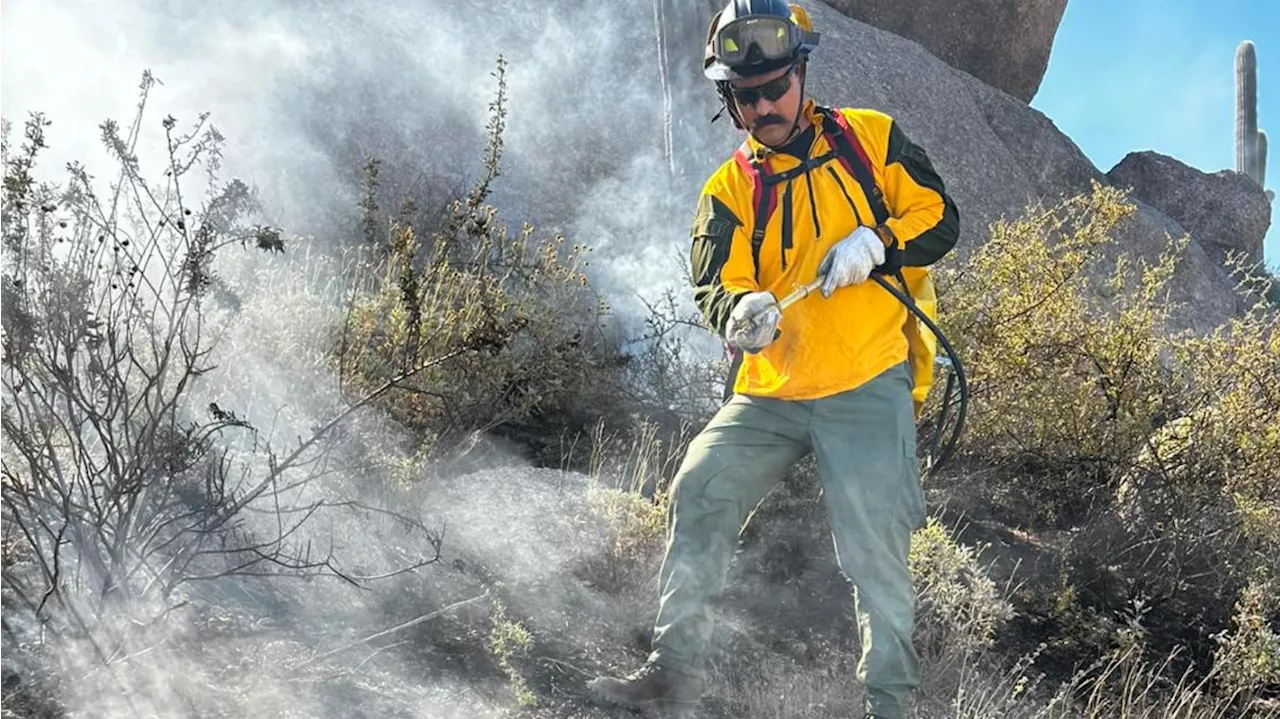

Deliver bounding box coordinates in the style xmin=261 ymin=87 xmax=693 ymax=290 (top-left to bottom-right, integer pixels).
xmin=902 ymin=424 xmax=926 ymax=531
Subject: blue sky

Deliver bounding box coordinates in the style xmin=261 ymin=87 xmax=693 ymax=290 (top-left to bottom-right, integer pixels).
xmin=1033 ymin=0 xmax=1278 ymax=270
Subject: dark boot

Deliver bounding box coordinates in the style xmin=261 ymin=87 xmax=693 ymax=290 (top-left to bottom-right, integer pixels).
xmin=586 ymin=661 xmax=705 ymax=711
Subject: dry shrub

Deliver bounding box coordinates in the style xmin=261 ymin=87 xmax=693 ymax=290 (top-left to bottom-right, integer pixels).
xmin=1104 ymin=269 xmax=1278 ymax=681
xmin=1212 ymin=573 xmax=1280 ymax=701
xmin=579 ymin=485 xmax=669 ymax=596
xmin=936 ymin=182 xmax=1180 ymax=523
xmin=336 ymin=56 xmax=624 ymax=466
xmin=910 ymin=517 xmax=1016 ymax=660
xmin=488 ymin=597 xmax=536 ymax=707
xmin=729 ymin=653 xmax=863 ymax=719
xmin=626 ymin=287 xmax=730 ymax=428
xmin=917 ymin=635 xmax=1260 ymax=719
xmin=1164 ymin=267 xmax=1280 ymax=550
xmin=933 ymin=182 xmax=1279 ymax=714
xmin=571 ymin=419 xmax=683 ymax=596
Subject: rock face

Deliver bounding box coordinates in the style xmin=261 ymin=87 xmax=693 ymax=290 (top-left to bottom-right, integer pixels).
xmin=819 ymin=0 xmax=1067 ymax=103
xmin=1106 ymin=151 xmax=1272 ymax=271
xmin=1107 ymin=201 xmax=1245 ymax=333
xmin=793 ymin=0 xmax=1247 ymax=332
xmin=969 ymin=79 xmax=1106 ymax=198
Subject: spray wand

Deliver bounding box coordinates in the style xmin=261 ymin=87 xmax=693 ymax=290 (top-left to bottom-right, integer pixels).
xmin=736 ymin=272 xmax=968 ymax=476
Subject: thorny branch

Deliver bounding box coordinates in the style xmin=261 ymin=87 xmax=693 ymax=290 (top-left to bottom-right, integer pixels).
xmin=0 ymin=76 xmax=453 ymax=657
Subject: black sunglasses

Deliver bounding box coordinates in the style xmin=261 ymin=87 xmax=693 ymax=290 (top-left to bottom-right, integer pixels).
xmin=729 ymin=67 xmax=796 ymax=107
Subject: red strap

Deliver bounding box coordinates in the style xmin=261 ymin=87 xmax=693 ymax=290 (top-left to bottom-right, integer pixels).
xmin=821 ymin=107 xmax=889 ymax=226
xmin=733 ymin=143 xmax=761 ymax=214
xmin=734 ymin=141 xmax=777 ymax=236
xmin=828 ymin=109 xmax=877 ymax=178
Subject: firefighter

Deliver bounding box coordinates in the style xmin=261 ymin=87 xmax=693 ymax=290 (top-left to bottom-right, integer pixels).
xmin=588 ymin=2 xmax=959 ymax=716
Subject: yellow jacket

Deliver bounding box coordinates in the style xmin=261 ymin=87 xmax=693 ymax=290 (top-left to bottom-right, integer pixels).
xmin=690 ymin=100 xmax=959 ymax=400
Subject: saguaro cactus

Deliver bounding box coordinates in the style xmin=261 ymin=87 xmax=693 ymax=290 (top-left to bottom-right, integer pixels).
xmin=1236 ymin=40 xmax=1269 ymax=191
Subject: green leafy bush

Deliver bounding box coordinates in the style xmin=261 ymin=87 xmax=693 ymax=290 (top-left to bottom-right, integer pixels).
xmin=937 ymin=183 xmax=1180 ymax=521
xmin=934 ymin=182 xmax=1279 ymax=711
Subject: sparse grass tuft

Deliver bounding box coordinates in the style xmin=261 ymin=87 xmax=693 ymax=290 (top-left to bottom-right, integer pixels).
xmin=488 ymin=597 xmax=536 ymax=707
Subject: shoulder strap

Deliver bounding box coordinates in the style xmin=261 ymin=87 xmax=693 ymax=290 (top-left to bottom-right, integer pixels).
xmin=816 ymin=106 xmax=889 ymax=227
xmin=733 ymin=141 xmax=776 ymax=283
xmin=818 ymin=106 xmax=912 ymax=291
xmin=735 ymin=113 xmax=894 ymax=283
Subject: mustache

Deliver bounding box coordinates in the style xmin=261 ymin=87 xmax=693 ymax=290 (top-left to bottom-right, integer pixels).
xmin=753 ymin=114 xmax=786 ymax=128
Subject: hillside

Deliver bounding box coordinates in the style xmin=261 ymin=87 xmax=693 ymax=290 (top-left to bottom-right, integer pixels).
xmin=2 ymin=2 xmax=1277 ymax=718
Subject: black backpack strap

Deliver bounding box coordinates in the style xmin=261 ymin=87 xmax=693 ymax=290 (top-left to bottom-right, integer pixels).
xmin=816 ymin=106 xmax=910 ymax=290
xmin=723 ymin=348 xmax=743 ymax=402
xmin=815 ymin=105 xmax=889 ymax=226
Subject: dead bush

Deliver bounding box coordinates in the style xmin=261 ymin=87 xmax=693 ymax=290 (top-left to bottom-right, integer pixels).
xmin=0 ymin=74 xmax=438 ymax=673
xmin=336 ymin=56 xmax=630 ymax=468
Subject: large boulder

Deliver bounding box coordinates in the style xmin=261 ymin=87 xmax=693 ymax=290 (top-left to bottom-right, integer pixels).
xmin=796 ymin=0 xmax=1241 ymax=331
xmin=1106 ymin=201 xmax=1244 ymax=334
xmin=1106 ymin=151 xmax=1273 ymax=271
xmin=819 ymin=0 xmax=1067 ymax=103
xmin=969 ymin=78 xmax=1106 ymax=198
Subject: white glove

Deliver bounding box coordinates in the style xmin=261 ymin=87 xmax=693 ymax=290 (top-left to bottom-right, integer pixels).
xmin=725 ymin=291 xmax=781 ymax=353
xmin=818 ymin=226 xmax=885 ymax=298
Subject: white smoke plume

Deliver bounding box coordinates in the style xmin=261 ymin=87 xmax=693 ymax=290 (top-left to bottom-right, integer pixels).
xmin=2 ymin=0 xmax=734 ymax=326
xmin=2 ymin=2 xmax=746 ymax=716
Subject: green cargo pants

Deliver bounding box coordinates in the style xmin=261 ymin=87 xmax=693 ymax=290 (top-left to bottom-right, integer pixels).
xmin=647 ymin=362 xmax=926 ymax=719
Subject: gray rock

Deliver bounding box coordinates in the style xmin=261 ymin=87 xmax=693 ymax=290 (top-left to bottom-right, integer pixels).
xmin=818 ymin=0 xmax=1067 ymax=103
xmin=794 ymin=0 xmax=1243 ymax=331
xmin=970 ymin=79 xmax=1106 ymax=199
xmin=1106 ymin=151 xmax=1272 ymax=271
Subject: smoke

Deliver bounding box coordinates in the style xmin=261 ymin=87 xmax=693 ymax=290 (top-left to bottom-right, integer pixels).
xmin=1 ymin=2 xmax=751 ymax=714
xmin=2 ymin=0 xmax=735 ymax=328
xmin=0 ymin=234 xmax=642 ymax=719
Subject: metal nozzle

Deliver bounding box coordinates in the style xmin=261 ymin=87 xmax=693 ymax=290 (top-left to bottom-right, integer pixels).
xmin=775 ymin=277 xmax=825 ymax=311
xmin=743 ymin=277 xmax=825 ymax=326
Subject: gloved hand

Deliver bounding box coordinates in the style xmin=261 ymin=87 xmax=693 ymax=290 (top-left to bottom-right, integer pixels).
xmin=725 ymin=291 xmax=781 ymax=353
xmin=818 ymin=226 xmax=885 ymax=298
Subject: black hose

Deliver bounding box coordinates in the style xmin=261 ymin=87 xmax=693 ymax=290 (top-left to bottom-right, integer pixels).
xmin=870 ymin=273 xmax=967 ymax=475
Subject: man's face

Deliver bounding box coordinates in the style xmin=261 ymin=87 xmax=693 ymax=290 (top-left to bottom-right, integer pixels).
xmin=730 ymin=63 xmax=803 ymax=147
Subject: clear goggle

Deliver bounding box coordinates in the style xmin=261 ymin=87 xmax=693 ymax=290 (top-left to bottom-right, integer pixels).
xmin=711 ymin=16 xmax=814 ymax=66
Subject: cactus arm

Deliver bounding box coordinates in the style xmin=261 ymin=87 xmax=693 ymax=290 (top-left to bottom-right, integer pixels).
xmin=1258 ymin=129 xmax=1268 ymax=188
